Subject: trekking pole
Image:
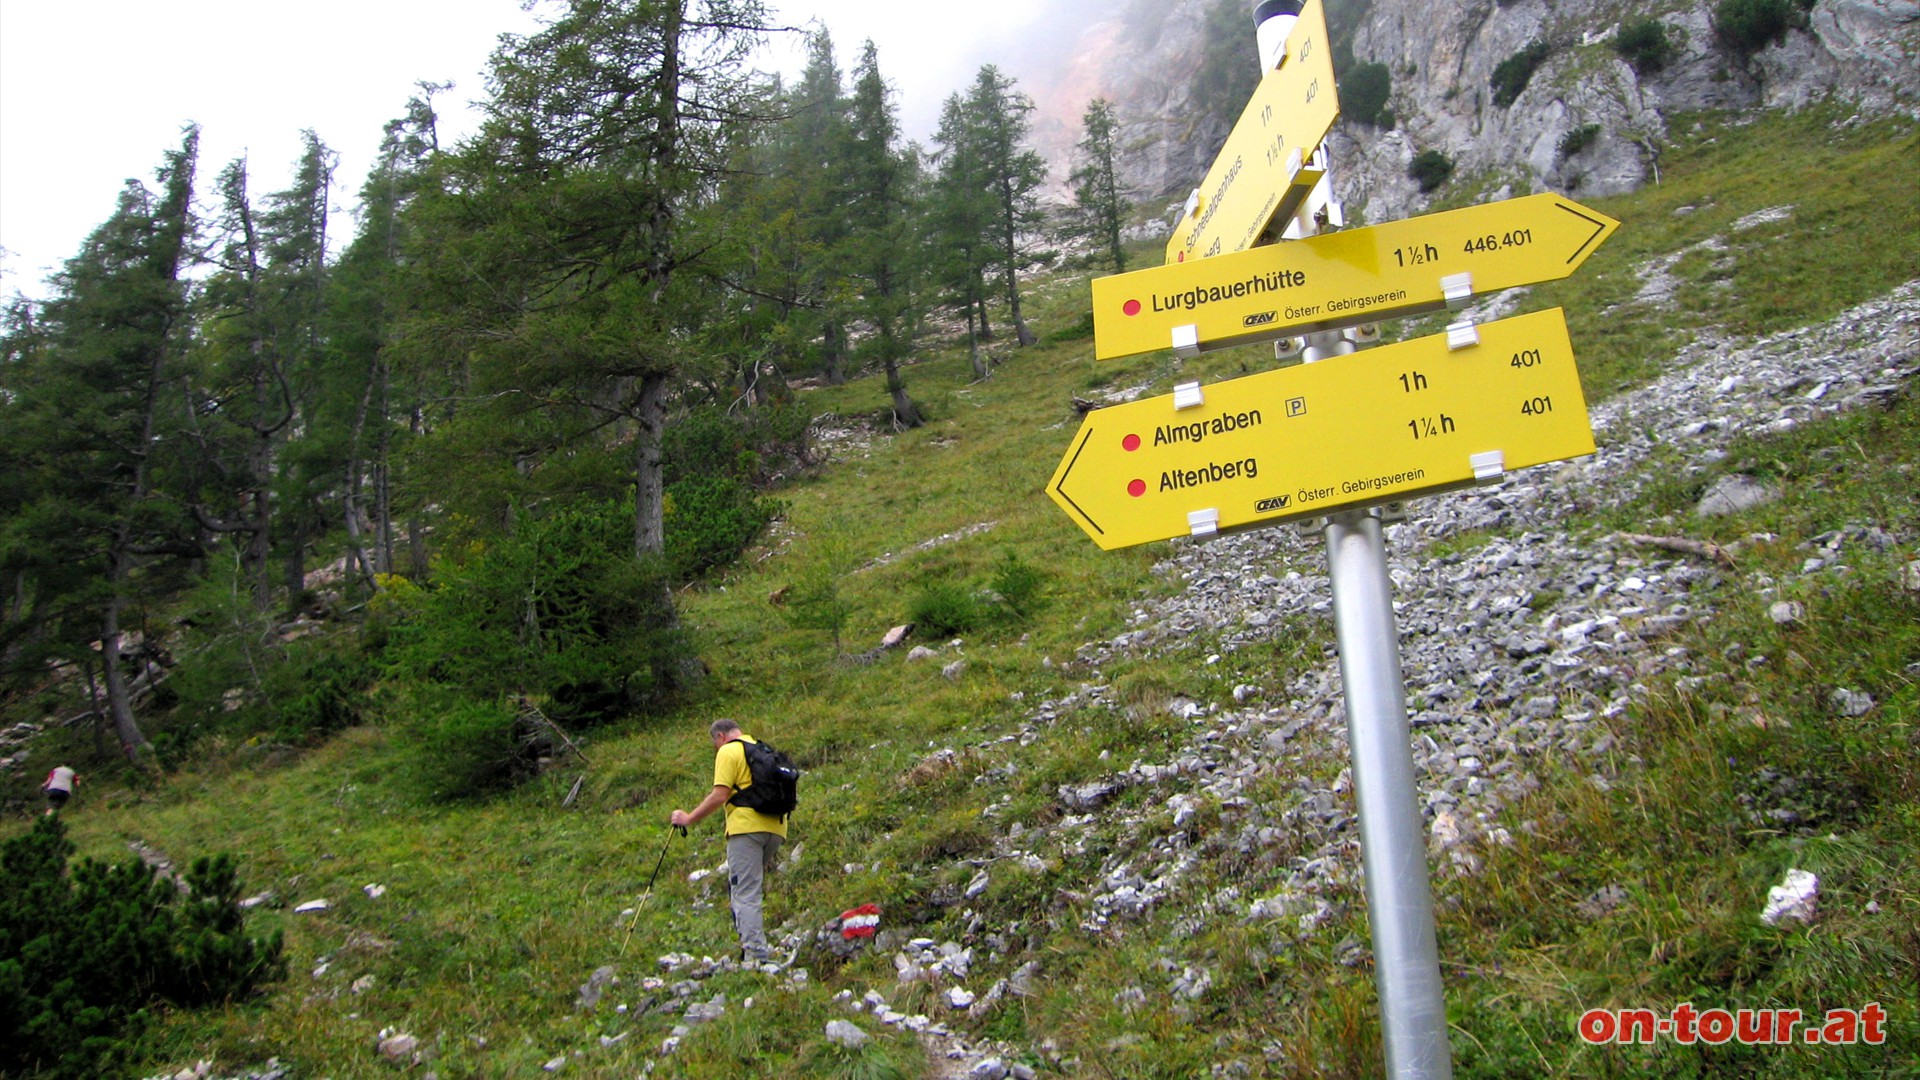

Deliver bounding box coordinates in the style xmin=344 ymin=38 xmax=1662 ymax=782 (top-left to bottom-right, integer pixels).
xmin=620 ymin=825 xmax=686 ymax=957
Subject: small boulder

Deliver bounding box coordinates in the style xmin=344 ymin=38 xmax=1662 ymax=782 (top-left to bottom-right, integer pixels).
xmin=825 ymin=1019 xmax=869 ymax=1049
xmin=1696 ymin=474 xmax=1777 ymax=517
xmin=377 ymin=1032 xmax=418 ymax=1064
xmin=1760 ymin=868 xmax=1818 ymax=926
xmin=968 ymin=1059 xmax=1009 ymax=1080
xmin=1829 ymin=688 xmax=1876 ymax=717
xmin=576 ymin=965 xmax=619 ymax=1010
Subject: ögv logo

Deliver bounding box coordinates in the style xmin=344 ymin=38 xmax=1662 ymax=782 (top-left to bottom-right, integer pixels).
xmin=1255 ymin=493 xmax=1292 ymax=513
xmin=1243 ymin=310 xmax=1277 ymax=328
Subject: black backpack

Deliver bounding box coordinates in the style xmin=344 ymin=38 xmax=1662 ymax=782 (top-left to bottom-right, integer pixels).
xmin=729 ymin=739 xmax=801 ymax=819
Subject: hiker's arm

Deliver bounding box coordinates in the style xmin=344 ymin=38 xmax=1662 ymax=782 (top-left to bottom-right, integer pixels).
xmin=671 ymin=785 xmax=732 ymax=827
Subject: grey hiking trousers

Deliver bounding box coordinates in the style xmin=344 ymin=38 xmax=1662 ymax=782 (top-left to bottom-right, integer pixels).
xmin=727 ymin=831 xmax=782 ymax=959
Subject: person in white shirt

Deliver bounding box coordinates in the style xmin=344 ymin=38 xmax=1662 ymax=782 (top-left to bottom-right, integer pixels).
xmin=41 ymin=765 xmax=77 ymax=816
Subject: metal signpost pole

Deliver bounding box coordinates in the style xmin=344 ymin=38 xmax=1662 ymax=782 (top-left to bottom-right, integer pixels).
xmin=1255 ymin=5 xmax=1454 ymax=1075
xmin=1302 ymin=283 xmax=1455 ymax=1080
xmin=1323 ymin=508 xmax=1454 ymax=1077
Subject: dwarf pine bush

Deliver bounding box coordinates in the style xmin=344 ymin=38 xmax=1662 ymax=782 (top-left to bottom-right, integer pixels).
xmin=0 ymin=818 xmax=283 ymax=1079
xmin=1490 ymin=41 xmax=1553 ymax=107
xmin=1409 ymin=149 xmax=1456 ymax=192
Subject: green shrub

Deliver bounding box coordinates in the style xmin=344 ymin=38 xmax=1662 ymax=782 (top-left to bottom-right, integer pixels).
xmin=1046 ymin=309 xmax=1096 ymax=343
xmin=663 ymin=402 xmax=811 ymax=488
xmin=397 ymin=694 xmax=539 ymax=801
xmin=659 ymin=404 xmax=794 ymax=580
xmin=388 ymin=498 xmax=691 ymax=710
xmin=989 ymin=551 xmax=1046 ymax=621
xmin=905 ymin=550 xmax=1049 ymax=639
xmin=1613 ymin=18 xmax=1678 ymax=74
xmin=0 ymin=818 xmax=284 ymax=1079
xmin=1341 ymin=62 xmax=1394 ymax=128
xmin=909 ymin=580 xmax=985 ymax=639
xmin=665 ymin=473 xmax=782 ymax=581
xmin=1558 ymin=123 xmax=1603 ymax=159
xmin=1409 ymin=149 xmax=1455 ymax=192
xmin=780 ymin=535 xmax=857 ymax=655
xmin=1715 ymin=0 xmax=1807 ymax=56
xmin=269 ymin=650 xmax=373 ymax=741
xmin=1490 ymin=41 xmax=1553 ymax=107
xmin=153 ymin=573 xmax=377 ymax=756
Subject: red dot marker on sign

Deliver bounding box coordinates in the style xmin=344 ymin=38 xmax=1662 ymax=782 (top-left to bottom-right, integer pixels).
xmin=1122 ymin=433 xmax=1141 ymax=452
xmin=1127 ymin=479 xmax=1146 ymax=498
xmin=1122 ymin=299 xmax=1142 ymax=317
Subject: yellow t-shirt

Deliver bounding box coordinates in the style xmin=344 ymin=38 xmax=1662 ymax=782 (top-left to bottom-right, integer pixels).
xmin=714 ymin=735 xmax=788 ymax=837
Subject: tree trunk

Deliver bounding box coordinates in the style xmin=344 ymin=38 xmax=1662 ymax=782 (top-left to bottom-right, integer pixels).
xmin=99 ymin=586 xmax=151 ymax=763
xmin=281 ymin=511 xmax=308 ymax=611
xmin=967 ymin=309 xmax=989 ymax=382
xmin=0 ymin=569 xmax=25 ymax=673
xmin=974 ymin=281 xmax=993 ymax=341
xmin=882 ymin=331 xmax=924 ymax=430
xmin=633 ymin=371 xmax=670 ymax=559
xmin=85 ymin=657 xmax=106 ymax=759
xmin=344 ymin=358 xmax=381 ymax=590
xmin=824 ymin=320 xmax=848 ymax=385
xmin=406 ymin=403 xmax=428 ymax=579
xmin=1000 ymin=180 xmax=1036 ymax=347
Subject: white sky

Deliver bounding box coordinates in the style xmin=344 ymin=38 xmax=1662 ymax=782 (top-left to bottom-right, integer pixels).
xmin=0 ymin=0 xmax=1063 ymax=302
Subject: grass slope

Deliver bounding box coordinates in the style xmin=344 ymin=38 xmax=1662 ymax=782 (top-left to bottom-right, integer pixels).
xmin=4 ymin=104 xmax=1918 ymax=1078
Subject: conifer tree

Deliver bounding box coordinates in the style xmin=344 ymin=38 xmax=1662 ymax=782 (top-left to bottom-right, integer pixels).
xmin=839 ymin=40 xmax=925 ymax=428
xmin=1067 ymin=97 xmax=1128 ymax=273
xmin=783 ymin=30 xmax=855 ymax=385
xmin=965 ymin=65 xmax=1049 ymax=348
xmin=324 ymin=89 xmax=445 ymax=586
xmin=405 ymin=0 xmax=775 ymax=566
xmin=929 ymin=91 xmax=998 ymax=378
xmin=0 ymin=130 xmax=202 ymax=760
xmin=187 ymin=136 xmax=335 ymax=613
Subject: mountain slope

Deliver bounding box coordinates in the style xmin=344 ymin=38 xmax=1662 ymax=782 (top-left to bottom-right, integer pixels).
xmin=5 ymin=105 xmax=1918 ymax=1080
xmin=1024 ymin=0 xmax=1920 ymax=230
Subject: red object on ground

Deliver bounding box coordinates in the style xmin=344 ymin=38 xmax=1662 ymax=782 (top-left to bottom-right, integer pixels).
xmin=840 ymin=903 xmax=880 ymax=939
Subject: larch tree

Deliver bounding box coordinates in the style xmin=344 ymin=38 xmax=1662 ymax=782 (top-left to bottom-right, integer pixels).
xmin=323 ymin=88 xmax=445 ymax=587
xmin=965 ymin=65 xmax=1049 ymax=348
xmin=929 ymin=91 xmax=998 ymax=379
xmin=0 ymin=130 xmax=203 ymax=761
xmin=838 ymin=40 xmax=925 ymax=428
xmin=258 ymin=133 xmax=338 ymax=606
xmin=782 ymin=29 xmax=855 ymax=386
xmin=189 ymin=139 xmax=337 ymax=613
xmin=1067 ymin=97 xmax=1128 ymax=273
xmin=406 ymin=0 xmax=775 ymax=566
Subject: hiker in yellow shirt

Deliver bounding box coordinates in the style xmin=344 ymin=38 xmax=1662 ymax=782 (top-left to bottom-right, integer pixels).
xmin=669 ymin=719 xmax=788 ymax=963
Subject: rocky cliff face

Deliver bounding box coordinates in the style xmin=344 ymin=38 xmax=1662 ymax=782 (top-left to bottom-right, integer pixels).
xmin=1026 ymin=0 xmax=1919 ymax=229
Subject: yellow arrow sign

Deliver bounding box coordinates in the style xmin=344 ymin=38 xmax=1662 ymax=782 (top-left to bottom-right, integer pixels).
xmin=1049 ymin=308 xmax=1595 ymax=550
xmin=1163 ymin=0 xmax=1339 ymax=266
xmin=1097 ymin=193 xmax=1619 ymax=363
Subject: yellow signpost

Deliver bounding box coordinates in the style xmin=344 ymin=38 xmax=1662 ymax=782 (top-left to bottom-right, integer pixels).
xmin=1098 ymin=193 xmax=1619 ymax=362
xmin=1073 ymin=11 xmax=1619 ymax=1070
xmin=1163 ymin=0 xmax=1338 ymax=265
xmin=1049 ymin=308 xmax=1594 ymax=550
